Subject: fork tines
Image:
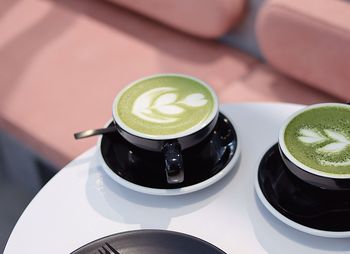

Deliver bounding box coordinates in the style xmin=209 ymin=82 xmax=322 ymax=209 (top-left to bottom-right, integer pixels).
xmin=96 ymin=242 xmax=120 ymax=254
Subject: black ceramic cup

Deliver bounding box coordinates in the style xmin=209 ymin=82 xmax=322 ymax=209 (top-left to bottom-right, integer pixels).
xmin=278 ymin=103 xmax=350 ymax=191
xmin=111 ymin=74 xmax=219 ymax=184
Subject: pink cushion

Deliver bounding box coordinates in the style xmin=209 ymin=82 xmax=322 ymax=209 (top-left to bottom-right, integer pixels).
xmin=0 ymin=0 xmax=337 ymax=167
xmin=0 ymin=0 xmax=253 ymax=167
xmin=219 ymin=64 xmax=337 ymax=104
xmin=107 ymin=0 xmax=247 ymax=38
xmin=256 ymin=0 xmax=350 ymax=100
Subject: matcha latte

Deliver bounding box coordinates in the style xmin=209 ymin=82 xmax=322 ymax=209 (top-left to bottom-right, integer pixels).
xmin=281 ymin=104 xmax=350 ymax=177
xmin=113 ymin=74 xmax=218 ymax=139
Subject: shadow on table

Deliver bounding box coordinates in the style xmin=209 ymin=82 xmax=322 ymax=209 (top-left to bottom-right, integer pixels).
xmin=84 ymin=150 xmax=240 ymax=229
xmin=248 ymin=190 xmax=350 ymax=253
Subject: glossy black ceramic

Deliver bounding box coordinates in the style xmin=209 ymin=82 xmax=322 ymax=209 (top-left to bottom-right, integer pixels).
xmin=114 ymin=112 xmax=219 ymax=184
xmin=71 ymin=229 xmax=226 ymax=254
xmin=100 ymin=113 xmax=237 ymax=189
xmin=258 ymin=144 xmax=350 ymax=232
xmin=279 ymin=145 xmax=350 ymax=191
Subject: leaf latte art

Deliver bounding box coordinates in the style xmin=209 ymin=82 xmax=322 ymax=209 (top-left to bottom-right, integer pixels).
xmin=115 ymin=75 xmax=216 ymax=137
xmin=132 ymin=87 xmax=208 ymax=124
xmin=298 ymin=128 xmax=350 ymax=167
xmin=284 ymin=105 xmax=350 ymax=175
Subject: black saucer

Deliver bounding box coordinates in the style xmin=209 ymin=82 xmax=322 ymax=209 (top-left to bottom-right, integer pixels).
xmin=257 ymin=144 xmax=350 ymax=232
xmin=100 ymin=112 xmax=238 ymax=190
xmin=71 ymin=229 xmax=226 ymax=254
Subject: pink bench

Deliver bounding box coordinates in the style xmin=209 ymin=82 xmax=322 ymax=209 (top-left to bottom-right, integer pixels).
xmin=0 ymin=0 xmax=343 ymax=167
xmin=257 ymin=0 xmax=350 ymax=100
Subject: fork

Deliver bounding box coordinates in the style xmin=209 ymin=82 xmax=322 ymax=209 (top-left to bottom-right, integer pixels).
xmin=96 ymin=242 xmax=121 ymax=254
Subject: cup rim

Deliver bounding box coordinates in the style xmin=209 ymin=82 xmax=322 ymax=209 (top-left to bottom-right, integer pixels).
xmin=112 ymin=73 xmax=219 ymax=140
xmin=279 ymin=102 xmax=350 ymax=179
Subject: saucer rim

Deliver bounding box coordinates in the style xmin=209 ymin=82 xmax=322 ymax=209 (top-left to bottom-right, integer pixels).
xmin=255 ymin=142 xmax=350 ymax=238
xmin=97 ymin=112 xmax=240 ymax=196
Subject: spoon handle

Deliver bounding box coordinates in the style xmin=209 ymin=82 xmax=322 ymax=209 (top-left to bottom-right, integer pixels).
xmin=74 ymin=126 xmax=118 ymax=139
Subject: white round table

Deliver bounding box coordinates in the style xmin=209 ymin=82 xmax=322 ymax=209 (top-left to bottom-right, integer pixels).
xmin=4 ymin=103 xmax=350 ymax=254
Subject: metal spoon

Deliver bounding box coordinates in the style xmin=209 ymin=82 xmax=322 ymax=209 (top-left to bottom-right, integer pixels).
xmin=74 ymin=126 xmax=118 ymax=139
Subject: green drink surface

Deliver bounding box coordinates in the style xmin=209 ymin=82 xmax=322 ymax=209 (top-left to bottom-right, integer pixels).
xmin=115 ymin=76 xmax=215 ymax=137
xmin=284 ymin=106 xmax=350 ymax=175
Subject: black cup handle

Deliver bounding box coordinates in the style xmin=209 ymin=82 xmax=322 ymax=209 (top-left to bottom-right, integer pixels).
xmin=346 ymin=101 xmax=350 ymax=105
xmin=162 ymin=141 xmax=184 ymax=184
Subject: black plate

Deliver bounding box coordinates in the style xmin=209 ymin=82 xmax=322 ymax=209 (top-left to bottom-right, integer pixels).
xmin=100 ymin=112 xmax=237 ymax=189
xmin=71 ymin=229 xmax=226 ymax=254
xmin=258 ymin=144 xmax=350 ymax=232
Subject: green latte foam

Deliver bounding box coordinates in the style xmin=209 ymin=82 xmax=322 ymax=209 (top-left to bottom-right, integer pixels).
xmin=284 ymin=106 xmax=350 ymax=175
xmin=115 ymin=76 xmax=215 ymax=136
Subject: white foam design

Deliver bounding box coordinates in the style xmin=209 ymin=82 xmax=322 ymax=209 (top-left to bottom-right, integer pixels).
xmin=156 ymin=105 xmax=184 ymax=115
xmin=298 ymin=128 xmax=326 ymax=144
xmin=298 ymin=128 xmax=350 ymax=154
xmin=317 ymin=142 xmax=349 ymax=153
xmin=132 ymin=87 xmax=208 ymax=123
xmin=154 ymin=93 xmax=184 ymax=115
xmin=297 ymin=127 xmax=350 ymax=167
xmin=318 ymin=159 xmax=350 ymax=167
xmin=154 ymin=93 xmax=177 ymax=107
xmin=132 ymin=87 xmax=177 ymax=123
xmin=180 ymin=93 xmax=207 ymax=107
xmin=325 ymin=129 xmax=350 ymax=143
